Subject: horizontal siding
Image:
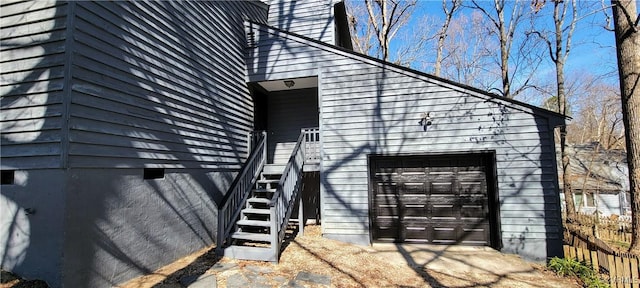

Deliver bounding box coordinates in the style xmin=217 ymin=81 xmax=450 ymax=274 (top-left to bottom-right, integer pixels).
xmin=319 ymin=58 xmax=560 ymax=247
xmin=247 ymin=22 xmax=562 ymax=257
xmin=68 ymin=1 xmax=267 ymax=168
xmin=0 ymin=0 xmax=68 ymax=169
xmin=268 ymin=0 xmax=334 ymax=44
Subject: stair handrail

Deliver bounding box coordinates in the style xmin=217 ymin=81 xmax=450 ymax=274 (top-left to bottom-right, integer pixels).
xmin=269 ymin=131 xmax=306 ymax=261
xmin=217 ymin=131 xmax=267 ymax=254
xmin=302 ymin=127 xmax=320 ymax=163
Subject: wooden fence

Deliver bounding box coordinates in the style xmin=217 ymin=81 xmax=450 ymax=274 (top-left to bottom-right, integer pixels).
xmin=573 ymin=213 xmax=632 ymax=232
xmin=564 ymin=229 xmax=639 ymax=288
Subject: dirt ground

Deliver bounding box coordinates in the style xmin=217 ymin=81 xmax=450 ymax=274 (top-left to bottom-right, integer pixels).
xmin=117 ymin=225 xmax=578 ymax=288
xmin=1 ymin=225 xmax=578 ymax=287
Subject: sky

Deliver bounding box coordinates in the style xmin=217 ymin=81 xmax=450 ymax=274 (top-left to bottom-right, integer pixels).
xmin=355 ymin=0 xmax=621 ymax=105
xmin=423 ymin=0 xmax=617 ymax=75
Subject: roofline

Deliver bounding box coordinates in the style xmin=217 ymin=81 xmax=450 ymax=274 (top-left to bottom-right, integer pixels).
xmin=247 ymin=20 xmax=567 ymax=123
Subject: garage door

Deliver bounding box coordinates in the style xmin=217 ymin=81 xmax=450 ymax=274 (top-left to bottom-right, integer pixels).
xmin=370 ymin=154 xmax=494 ymax=245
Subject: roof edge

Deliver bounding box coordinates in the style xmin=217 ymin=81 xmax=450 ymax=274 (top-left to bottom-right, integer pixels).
xmin=247 ymin=20 xmax=567 ymax=124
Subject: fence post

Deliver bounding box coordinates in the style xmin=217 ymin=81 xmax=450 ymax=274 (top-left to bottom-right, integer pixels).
xmin=631 ymin=257 xmax=639 ymax=288
xmin=609 ymin=254 xmax=618 ymax=288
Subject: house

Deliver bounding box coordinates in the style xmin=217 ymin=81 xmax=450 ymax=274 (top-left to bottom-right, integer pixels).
xmin=0 ymin=1 xmax=565 ymax=287
xmin=559 ymin=144 xmax=631 ymax=217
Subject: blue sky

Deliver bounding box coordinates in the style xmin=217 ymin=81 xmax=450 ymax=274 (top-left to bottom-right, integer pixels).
xmin=379 ymin=0 xmax=621 ymax=100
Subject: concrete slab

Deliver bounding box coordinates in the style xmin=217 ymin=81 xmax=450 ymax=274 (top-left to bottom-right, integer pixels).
xmin=184 ymin=274 xmax=216 ymax=288
xmin=294 ymin=271 xmax=331 ymax=285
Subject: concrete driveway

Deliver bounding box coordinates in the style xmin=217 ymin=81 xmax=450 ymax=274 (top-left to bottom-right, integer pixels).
xmin=371 ymin=243 xmax=577 ymax=288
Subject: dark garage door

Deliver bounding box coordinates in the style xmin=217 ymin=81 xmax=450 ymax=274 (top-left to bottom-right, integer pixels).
xmin=370 ymin=154 xmax=495 ymax=246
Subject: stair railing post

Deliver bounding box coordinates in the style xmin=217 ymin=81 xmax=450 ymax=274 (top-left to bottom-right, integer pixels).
xmin=217 ymin=208 xmax=224 ymax=255
xmin=262 ymin=131 xmax=267 ymax=165
xmin=298 ymin=194 xmax=304 ymax=236
xmin=270 ymin=205 xmax=278 ymax=262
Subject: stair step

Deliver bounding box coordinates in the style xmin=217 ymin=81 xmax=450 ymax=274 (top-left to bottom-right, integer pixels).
xmin=263 ymin=164 xmax=285 ymax=175
xmin=253 ymin=188 xmax=276 ymax=193
xmin=223 ymin=245 xmax=277 ymax=262
xmin=242 ymin=208 xmax=270 ymax=215
xmin=231 ymin=231 xmax=271 ymax=242
xmin=237 ymin=219 xmax=271 ymax=227
xmin=247 ymin=197 xmax=271 ymax=204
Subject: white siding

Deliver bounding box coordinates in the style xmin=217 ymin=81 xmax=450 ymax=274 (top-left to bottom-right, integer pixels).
xmin=1 ymin=0 xmax=69 ymax=169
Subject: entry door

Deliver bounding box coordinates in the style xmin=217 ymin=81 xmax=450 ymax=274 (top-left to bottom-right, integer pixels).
xmin=266 ymin=88 xmax=318 ymax=164
xmin=370 ymin=154 xmax=494 ymax=246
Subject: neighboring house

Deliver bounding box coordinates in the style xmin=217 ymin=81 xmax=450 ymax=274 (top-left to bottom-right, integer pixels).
xmin=1 ymin=1 xmax=565 ymax=287
xmin=559 ymin=144 xmax=631 ymax=217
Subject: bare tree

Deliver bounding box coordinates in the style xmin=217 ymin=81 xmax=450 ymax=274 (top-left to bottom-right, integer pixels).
xmin=567 ymin=82 xmax=625 ymax=150
xmin=530 ymin=0 xmax=580 ymax=221
xmin=346 ymin=0 xmax=417 ymax=62
xmin=439 ymin=11 xmax=498 ymax=90
xmin=434 ymin=0 xmax=462 ymax=77
xmin=610 ymin=0 xmax=639 ymax=253
xmin=347 ymin=2 xmax=376 ymax=55
xmin=468 ymin=0 xmax=535 ymax=99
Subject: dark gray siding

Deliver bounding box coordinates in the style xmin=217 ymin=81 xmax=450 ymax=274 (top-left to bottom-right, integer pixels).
xmin=268 ymin=0 xmax=334 ymax=44
xmin=3 ymin=1 xmax=270 ymax=287
xmin=267 ymin=88 xmax=319 ymax=164
xmin=1 ymin=0 xmax=69 ymax=169
xmin=0 ymin=169 xmax=66 ymax=287
xmin=247 ymin=23 xmax=563 ymax=261
xmin=58 ymin=2 xmax=268 ymax=287
xmin=320 ymin=63 xmax=561 ymax=257
xmin=67 ymin=1 xmax=266 ymax=169
xmin=61 ymin=168 xmax=235 ymax=287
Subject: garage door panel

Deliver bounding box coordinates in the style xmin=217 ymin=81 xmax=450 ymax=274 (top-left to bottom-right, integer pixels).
xmin=376 ymin=204 xmax=399 ymax=216
xmin=430 ymin=183 xmax=454 ymax=194
xmin=432 ymin=227 xmax=457 ymax=243
xmin=460 ymin=181 xmax=486 ymax=195
xmin=461 ymin=204 xmax=487 ymax=219
xmin=405 ymin=226 xmax=430 ymax=242
xmin=402 ymin=174 xmax=427 ymax=183
xmin=460 ymin=224 xmax=490 ymax=245
xmin=376 ymin=183 xmax=397 ymax=194
xmin=371 ymin=154 xmax=493 ymax=246
xmin=431 ymin=204 xmax=457 ymax=219
xmin=404 ymin=203 xmax=428 ymax=217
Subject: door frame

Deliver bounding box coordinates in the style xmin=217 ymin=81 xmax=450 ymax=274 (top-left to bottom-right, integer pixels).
xmin=366 ymin=151 xmax=501 ymax=249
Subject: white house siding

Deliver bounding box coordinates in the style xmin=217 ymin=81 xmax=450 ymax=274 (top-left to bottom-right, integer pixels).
xmin=246 ymin=23 xmax=564 ymax=261
xmin=1 ymin=0 xmax=68 ymax=169
xmin=268 ymin=0 xmax=334 ymax=44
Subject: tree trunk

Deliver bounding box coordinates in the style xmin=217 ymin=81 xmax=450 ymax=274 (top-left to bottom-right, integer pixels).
xmin=611 ymin=0 xmax=639 ymax=254
xmin=435 ymin=0 xmax=459 ymax=77
xmin=553 ymin=0 xmax=577 ymax=221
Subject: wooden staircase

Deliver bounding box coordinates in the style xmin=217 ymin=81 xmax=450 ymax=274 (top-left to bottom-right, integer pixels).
xmin=217 ymin=129 xmax=319 ymax=262
xmin=223 ymin=165 xmax=283 ymax=261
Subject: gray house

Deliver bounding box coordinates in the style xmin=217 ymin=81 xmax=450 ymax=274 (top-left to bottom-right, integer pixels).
xmin=1 ymin=1 xmax=565 ymax=287
xmin=559 ymin=145 xmax=631 ymax=217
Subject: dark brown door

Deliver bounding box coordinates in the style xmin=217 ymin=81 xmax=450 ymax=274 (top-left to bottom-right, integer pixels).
xmin=370 ymin=154 xmax=493 ymax=245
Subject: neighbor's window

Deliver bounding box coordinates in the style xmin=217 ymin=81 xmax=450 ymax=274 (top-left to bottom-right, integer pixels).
xmin=575 ymin=192 xmax=595 ymax=207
